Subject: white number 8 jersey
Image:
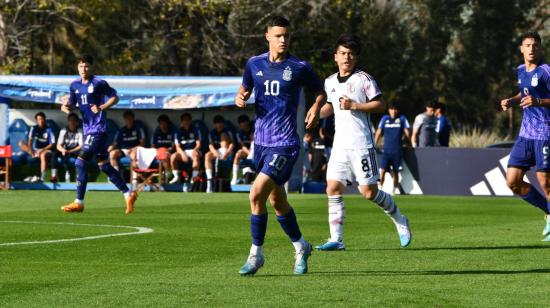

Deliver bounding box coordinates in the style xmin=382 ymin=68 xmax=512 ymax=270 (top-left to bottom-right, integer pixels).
xmin=324 ymin=70 xmax=381 ymax=150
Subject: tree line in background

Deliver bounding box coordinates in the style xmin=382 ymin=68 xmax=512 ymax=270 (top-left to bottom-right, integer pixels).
xmin=0 ymin=0 xmax=548 ymax=136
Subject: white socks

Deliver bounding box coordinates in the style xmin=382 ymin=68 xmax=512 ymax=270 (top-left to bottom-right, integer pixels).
xmin=372 ymin=189 xmax=403 ymax=224
xmin=51 ymin=169 xmax=57 ymax=177
xmin=123 ymin=191 xmax=131 ymax=199
xmin=232 ymin=164 xmax=239 ymax=181
xmin=206 ymin=169 xmax=213 ymax=180
xmin=292 ymin=236 xmax=307 ymax=253
xmin=328 ymin=195 xmax=345 ymax=242
xmin=250 ymin=244 xmax=263 ymax=256
xmin=192 ymin=170 xmax=199 ymax=178
xmin=74 ymin=199 xmax=83 ymax=205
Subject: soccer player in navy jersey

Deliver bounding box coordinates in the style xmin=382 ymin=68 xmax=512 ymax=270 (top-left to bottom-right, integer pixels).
xmin=235 ymin=16 xmax=326 ymax=275
xmin=500 ymin=31 xmax=550 ymax=240
xmin=19 ymin=112 xmax=57 ymax=183
xmin=375 ymin=101 xmax=411 ymax=195
xmin=60 ymin=55 xmax=137 ymax=214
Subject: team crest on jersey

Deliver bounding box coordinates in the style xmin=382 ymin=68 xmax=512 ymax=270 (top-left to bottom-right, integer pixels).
xmin=282 ymin=66 xmax=292 ymax=81
xmin=346 ymin=83 xmax=355 ymax=94
xmin=395 ymin=118 xmax=401 ymax=124
xmin=531 ymin=73 xmax=538 ymax=87
xmin=88 ymin=84 xmax=94 ymax=93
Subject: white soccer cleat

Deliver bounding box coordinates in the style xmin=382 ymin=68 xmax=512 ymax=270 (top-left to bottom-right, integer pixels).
xmin=395 ymin=215 xmax=412 ymax=247
xmin=168 ymin=177 xmax=179 ymax=184
xmin=543 ymin=215 xmax=550 ymax=237
xmin=239 ymin=254 xmax=264 ymax=275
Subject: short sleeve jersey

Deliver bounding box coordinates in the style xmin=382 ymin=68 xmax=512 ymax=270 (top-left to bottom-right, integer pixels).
xmin=114 ymin=124 xmax=145 ymax=149
xmin=378 ymin=115 xmax=410 ymax=151
xmin=242 ymin=52 xmax=323 ymax=148
xmin=29 ymin=125 xmax=56 ymax=150
xmin=413 ymin=113 xmax=437 ymax=147
xmin=151 ymin=127 xmax=174 ymax=149
xmin=58 ymin=127 xmax=83 ymax=150
xmin=517 ymin=62 xmax=550 ymax=140
xmin=236 ymin=128 xmax=253 ymax=149
xmin=324 ymin=70 xmax=382 ymax=150
xmin=209 ymin=128 xmax=234 ymax=149
xmin=175 ymin=127 xmax=201 ymax=150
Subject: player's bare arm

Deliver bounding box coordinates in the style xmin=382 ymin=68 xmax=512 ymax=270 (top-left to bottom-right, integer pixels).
xmin=235 ymin=85 xmax=251 ymax=108
xmin=320 ymin=102 xmax=334 ymax=118
xmin=374 ymin=127 xmax=382 ymax=146
xmin=339 ymin=95 xmax=386 ymax=114
xmin=305 ymin=90 xmax=326 ymax=129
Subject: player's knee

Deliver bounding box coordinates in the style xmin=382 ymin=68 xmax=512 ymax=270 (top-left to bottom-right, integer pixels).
xmin=506 ymin=177 xmax=523 ymax=193
xmin=361 ymin=186 xmax=378 ymax=200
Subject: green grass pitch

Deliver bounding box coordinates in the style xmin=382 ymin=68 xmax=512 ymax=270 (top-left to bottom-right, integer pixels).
xmin=0 ymin=190 xmax=548 ymax=307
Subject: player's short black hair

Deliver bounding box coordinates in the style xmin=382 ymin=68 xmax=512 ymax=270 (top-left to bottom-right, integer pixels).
xmin=237 ymin=114 xmax=250 ymax=123
xmin=180 ymin=113 xmax=192 ymax=121
xmin=334 ymin=34 xmax=362 ymax=55
xmin=425 ymin=100 xmax=438 ymax=109
xmin=157 ymin=114 xmax=170 ymax=124
xmin=123 ymin=110 xmax=134 ymax=119
xmin=266 ymin=16 xmax=290 ymax=31
xmin=213 ymin=115 xmax=225 ymax=123
xmin=77 ymin=54 xmax=94 ymax=65
xmin=436 ymin=102 xmax=446 ymax=113
xmin=35 ymin=112 xmax=46 ymax=119
xmin=387 ymin=101 xmax=399 ymax=110
xmin=67 ymin=113 xmax=79 ymax=121
xmin=520 ymin=31 xmax=542 ymax=45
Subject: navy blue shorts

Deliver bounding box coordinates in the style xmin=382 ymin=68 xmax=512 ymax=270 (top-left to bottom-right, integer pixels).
xmin=254 ymin=144 xmax=299 ymax=185
xmin=381 ymin=150 xmax=402 ymax=172
xmin=80 ymin=133 xmax=109 ymax=162
xmin=508 ymin=137 xmax=550 ymax=172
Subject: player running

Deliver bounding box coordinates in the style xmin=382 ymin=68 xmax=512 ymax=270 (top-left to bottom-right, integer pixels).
xmin=316 ymin=34 xmax=411 ymax=251
xmin=235 ymin=16 xmax=326 ymax=275
xmin=60 ymin=55 xmax=137 ymax=214
xmin=500 ymin=31 xmax=550 ymax=240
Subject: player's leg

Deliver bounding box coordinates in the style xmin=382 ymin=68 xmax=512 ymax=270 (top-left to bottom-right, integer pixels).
xmin=316 ymin=149 xmax=347 ymax=251
xmin=190 ymin=150 xmax=201 ymax=181
xmin=62 ymin=141 xmax=95 ymax=212
xmin=39 ymin=150 xmax=49 ymax=182
xmin=169 ymin=152 xmax=182 ymax=183
xmin=356 ymin=149 xmax=411 ymax=247
xmin=18 ymin=141 xmax=32 ymax=155
xmin=231 ymin=150 xmax=246 ymax=185
xmin=390 ymin=153 xmax=401 ymax=195
xmin=95 ymin=134 xmax=136 ymax=214
xmin=204 ymin=151 xmax=215 ymax=193
xmin=380 ymin=153 xmax=390 ymax=188
xmin=109 ymin=149 xmax=122 ymax=171
xmin=536 ymin=172 xmax=550 ymax=239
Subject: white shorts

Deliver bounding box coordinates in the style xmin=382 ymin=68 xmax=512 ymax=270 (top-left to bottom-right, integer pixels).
xmin=326 ymin=148 xmax=379 ymax=186
xmin=185 ymin=149 xmax=195 ymax=157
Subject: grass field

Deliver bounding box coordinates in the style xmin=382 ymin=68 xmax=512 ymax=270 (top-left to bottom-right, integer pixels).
xmin=0 ymin=190 xmax=549 ymax=307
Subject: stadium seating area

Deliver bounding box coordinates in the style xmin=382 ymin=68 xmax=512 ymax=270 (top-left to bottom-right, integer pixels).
xmin=5 ymin=113 xmax=259 ymax=192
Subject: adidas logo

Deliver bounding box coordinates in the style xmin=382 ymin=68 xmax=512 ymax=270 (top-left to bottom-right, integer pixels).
xmin=75 ymin=90 xmax=79 ymax=94
xmin=256 ymin=71 xmax=263 ymax=76
xmin=331 ymin=88 xmax=336 ymax=92
xmin=470 ymin=154 xmax=520 ymax=196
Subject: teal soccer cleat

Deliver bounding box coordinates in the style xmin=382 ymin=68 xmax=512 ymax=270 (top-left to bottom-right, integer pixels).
xmin=396 ymin=215 xmax=412 ymax=247
xmin=294 ymin=242 xmax=312 ymax=275
xmin=543 ymin=215 xmax=550 ymax=237
xmin=239 ymin=254 xmax=264 ymax=276
xmin=315 ymin=240 xmax=346 ymax=251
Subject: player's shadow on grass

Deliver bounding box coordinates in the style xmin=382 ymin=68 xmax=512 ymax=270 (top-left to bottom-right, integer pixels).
xmin=364 ymin=245 xmax=550 ymax=251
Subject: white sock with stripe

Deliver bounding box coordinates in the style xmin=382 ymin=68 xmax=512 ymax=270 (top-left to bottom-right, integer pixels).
xmin=328 ymin=195 xmax=345 ymax=242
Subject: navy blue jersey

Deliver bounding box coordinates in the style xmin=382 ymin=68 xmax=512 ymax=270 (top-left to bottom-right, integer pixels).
xmin=242 ymin=52 xmax=323 ymax=147
xmin=114 ymin=124 xmax=145 ymax=149
xmin=436 ymin=115 xmax=451 ymax=146
xmin=209 ymin=128 xmax=234 ymax=149
xmin=378 ymin=115 xmax=410 ymax=151
xmin=29 ymin=125 xmax=56 ymax=150
xmin=68 ymin=76 xmax=117 ymax=135
xmin=151 ymin=127 xmax=174 ymax=149
xmin=175 ymin=127 xmax=201 ymax=150
xmin=236 ymin=128 xmax=253 ymax=149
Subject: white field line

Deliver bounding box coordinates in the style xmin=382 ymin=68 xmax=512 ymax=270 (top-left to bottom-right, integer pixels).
xmin=0 ymin=221 xmax=154 ymax=246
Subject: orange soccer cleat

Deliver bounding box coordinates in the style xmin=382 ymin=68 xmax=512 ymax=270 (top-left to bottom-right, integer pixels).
xmin=61 ymin=202 xmax=84 ymax=213
xmin=125 ymin=191 xmax=138 ymax=214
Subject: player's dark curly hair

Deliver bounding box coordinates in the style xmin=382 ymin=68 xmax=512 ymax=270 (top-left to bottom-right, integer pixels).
xmin=237 ymin=114 xmax=250 ymax=123
xmin=157 ymin=114 xmax=170 ymax=124
xmin=34 ymin=112 xmax=46 ymax=119
xmin=180 ymin=113 xmax=192 ymax=121
xmin=67 ymin=113 xmax=79 ymax=121
xmin=334 ymin=34 xmax=362 ymax=55
xmin=123 ymin=110 xmax=134 ymax=119
xmin=77 ymin=54 xmax=94 ymax=65
xmin=266 ymin=16 xmax=290 ymax=31
xmin=520 ymin=31 xmax=541 ymax=44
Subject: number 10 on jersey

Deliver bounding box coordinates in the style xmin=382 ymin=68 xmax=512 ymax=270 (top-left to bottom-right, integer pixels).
xmin=264 ymin=80 xmax=280 ymax=96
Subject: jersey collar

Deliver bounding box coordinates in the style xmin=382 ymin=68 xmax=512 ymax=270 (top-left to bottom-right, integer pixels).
xmin=337 ymin=69 xmax=356 ymax=83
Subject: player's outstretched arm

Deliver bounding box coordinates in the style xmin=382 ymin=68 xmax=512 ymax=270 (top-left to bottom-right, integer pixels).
xmin=235 ymin=86 xmax=251 ymax=108
xmin=305 ymin=90 xmax=327 ymax=129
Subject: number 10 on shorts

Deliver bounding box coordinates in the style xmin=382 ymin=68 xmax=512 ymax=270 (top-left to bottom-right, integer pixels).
xmin=269 ymin=154 xmax=288 ymax=171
